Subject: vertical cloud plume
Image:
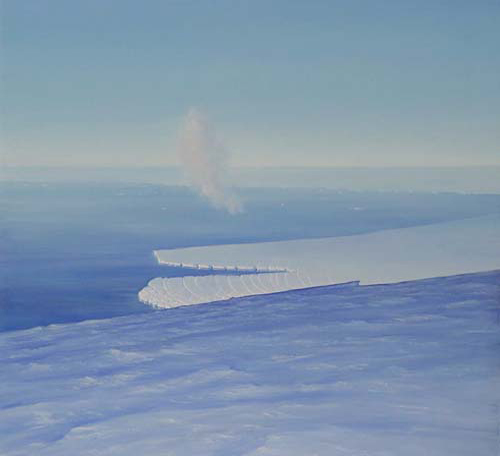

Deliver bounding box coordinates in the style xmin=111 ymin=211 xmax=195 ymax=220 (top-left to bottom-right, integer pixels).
xmin=178 ymin=108 xmax=243 ymax=214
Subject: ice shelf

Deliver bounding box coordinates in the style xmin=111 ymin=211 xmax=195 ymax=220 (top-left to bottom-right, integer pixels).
xmin=139 ymin=215 xmax=500 ymax=308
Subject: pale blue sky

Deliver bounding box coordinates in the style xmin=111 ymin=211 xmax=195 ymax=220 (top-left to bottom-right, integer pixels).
xmin=2 ymin=0 xmax=499 ymax=167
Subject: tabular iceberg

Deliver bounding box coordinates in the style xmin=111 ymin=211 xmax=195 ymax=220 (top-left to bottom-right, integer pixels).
xmin=139 ymin=214 xmax=500 ymax=309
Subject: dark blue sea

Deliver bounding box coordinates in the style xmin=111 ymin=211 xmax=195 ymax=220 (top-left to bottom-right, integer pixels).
xmin=1 ymin=181 xmax=499 ymax=332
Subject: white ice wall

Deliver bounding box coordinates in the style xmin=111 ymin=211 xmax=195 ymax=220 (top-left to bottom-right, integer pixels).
xmin=139 ymin=215 xmax=500 ymax=309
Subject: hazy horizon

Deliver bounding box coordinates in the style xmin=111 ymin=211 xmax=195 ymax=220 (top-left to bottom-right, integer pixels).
xmin=3 ymin=164 xmax=500 ymax=194
xmin=2 ymin=1 xmax=499 ymax=169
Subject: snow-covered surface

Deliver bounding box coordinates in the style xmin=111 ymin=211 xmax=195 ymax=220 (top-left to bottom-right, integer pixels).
xmin=1 ymin=271 xmax=499 ymax=455
xmin=140 ymin=215 xmax=500 ymax=308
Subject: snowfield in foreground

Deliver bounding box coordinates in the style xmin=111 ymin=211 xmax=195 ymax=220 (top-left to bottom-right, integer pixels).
xmin=139 ymin=215 xmax=500 ymax=308
xmin=1 ymin=271 xmax=499 ymax=455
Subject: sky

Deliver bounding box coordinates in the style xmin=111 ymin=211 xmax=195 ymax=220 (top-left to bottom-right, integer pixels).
xmin=1 ymin=0 xmax=499 ymax=168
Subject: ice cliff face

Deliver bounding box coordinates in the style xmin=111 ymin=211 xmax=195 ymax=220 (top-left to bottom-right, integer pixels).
xmin=1 ymin=271 xmax=499 ymax=455
xmin=139 ymin=215 xmax=500 ymax=309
